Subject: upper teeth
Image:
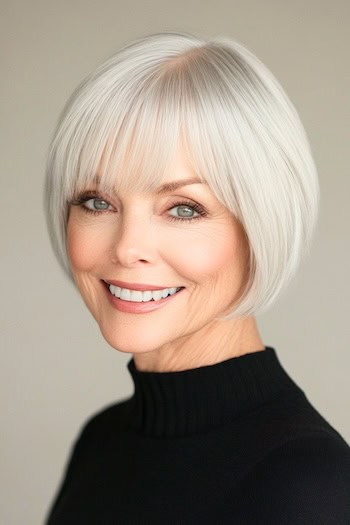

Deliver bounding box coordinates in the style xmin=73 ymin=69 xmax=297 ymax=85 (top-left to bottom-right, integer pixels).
xmin=107 ymin=285 xmax=181 ymax=302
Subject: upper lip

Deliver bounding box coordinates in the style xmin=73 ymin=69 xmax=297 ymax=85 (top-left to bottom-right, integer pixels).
xmin=103 ymin=280 xmax=183 ymax=291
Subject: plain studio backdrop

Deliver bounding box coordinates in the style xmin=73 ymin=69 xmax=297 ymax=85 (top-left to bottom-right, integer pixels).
xmin=1 ymin=1 xmax=349 ymax=524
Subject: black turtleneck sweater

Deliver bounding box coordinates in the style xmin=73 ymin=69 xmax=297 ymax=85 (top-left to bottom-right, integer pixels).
xmin=46 ymin=347 xmax=350 ymax=524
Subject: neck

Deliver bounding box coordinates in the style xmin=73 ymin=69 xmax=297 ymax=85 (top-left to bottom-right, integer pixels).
xmin=133 ymin=316 xmax=265 ymax=372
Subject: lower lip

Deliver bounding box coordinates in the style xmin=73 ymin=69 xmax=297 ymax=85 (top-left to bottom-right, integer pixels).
xmin=104 ymin=284 xmax=185 ymax=314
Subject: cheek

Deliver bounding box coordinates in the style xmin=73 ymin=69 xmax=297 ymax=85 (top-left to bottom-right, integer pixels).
xmin=165 ymin=225 xmax=242 ymax=281
xmin=67 ymin=220 xmax=104 ymax=273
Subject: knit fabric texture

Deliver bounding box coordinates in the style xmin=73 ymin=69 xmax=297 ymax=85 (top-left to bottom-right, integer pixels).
xmin=46 ymin=347 xmax=350 ymax=524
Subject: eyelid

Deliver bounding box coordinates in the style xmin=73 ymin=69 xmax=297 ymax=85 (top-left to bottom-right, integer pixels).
xmin=71 ymin=189 xmax=204 ymax=206
xmin=70 ymin=191 xmax=209 ymax=217
xmin=70 ymin=191 xmax=114 ymax=205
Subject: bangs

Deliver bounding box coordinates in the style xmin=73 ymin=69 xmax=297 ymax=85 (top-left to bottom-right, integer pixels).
xmin=64 ymin=49 xmax=240 ymax=220
xmin=67 ymin=60 xmax=209 ymax=200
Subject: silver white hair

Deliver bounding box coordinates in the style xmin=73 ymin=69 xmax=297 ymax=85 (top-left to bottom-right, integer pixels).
xmin=44 ymin=30 xmax=320 ymax=320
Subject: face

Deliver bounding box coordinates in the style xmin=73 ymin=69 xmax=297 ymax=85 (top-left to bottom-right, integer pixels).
xmin=67 ymin=145 xmax=250 ymax=363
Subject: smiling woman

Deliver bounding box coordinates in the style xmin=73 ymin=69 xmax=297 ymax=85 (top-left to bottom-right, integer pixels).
xmin=44 ymin=31 xmax=350 ymax=525
xmin=45 ymin=31 xmax=318 ymax=321
xmin=65 ymin=143 xmax=255 ymax=367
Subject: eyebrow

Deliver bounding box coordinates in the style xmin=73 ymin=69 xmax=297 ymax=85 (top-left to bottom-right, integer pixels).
xmin=155 ymin=178 xmax=206 ymax=194
xmin=92 ymin=176 xmax=206 ymax=194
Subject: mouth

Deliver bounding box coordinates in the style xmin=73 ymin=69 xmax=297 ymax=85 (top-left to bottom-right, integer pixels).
xmin=101 ymin=280 xmax=185 ymax=303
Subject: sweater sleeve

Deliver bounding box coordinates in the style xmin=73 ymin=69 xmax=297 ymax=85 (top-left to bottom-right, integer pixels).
xmin=235 ymin=433 xmax=350 ymax=525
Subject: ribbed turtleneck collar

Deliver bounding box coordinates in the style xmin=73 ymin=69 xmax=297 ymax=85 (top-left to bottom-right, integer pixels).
xmin=126 ymin=347 xmax=302 ymax=437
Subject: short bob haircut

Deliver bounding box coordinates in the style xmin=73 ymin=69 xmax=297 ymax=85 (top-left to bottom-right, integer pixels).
xmin=44 ymin=30 xmax=319 ymax=321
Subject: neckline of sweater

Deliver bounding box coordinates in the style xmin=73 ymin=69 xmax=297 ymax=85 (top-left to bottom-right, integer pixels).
xmin=126 ymin=346 xmax=301 ymax=437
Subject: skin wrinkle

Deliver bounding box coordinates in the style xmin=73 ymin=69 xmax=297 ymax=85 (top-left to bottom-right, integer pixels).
xmin=67 ymin=144 xmax=264 ymax=372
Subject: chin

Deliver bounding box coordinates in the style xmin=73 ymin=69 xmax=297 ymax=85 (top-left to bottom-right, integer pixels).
xmin=99 ymin=325 xmax=167 ymax=356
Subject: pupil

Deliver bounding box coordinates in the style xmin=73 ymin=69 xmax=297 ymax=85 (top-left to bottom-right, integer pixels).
xmin=180 ymin=206 xmax=192 ymax=217
xmin=95 ymin=199 xmax=108 ymax=209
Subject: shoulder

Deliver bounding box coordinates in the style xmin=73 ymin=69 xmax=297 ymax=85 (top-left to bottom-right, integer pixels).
xmin=82 ymin=396 xmax=132 ymax=434
xmin=238 ymin=432 xmax=350 ymax=524
xmin=68 ymin=397 xmax=132 ymax=458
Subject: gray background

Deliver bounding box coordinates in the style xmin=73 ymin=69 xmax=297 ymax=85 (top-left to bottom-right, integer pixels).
xmin=1 ymin=1 xmax=349 ymax=523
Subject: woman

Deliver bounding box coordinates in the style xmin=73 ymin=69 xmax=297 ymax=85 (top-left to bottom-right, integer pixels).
xmin=44 ymin=31 xmax=350 ymax=524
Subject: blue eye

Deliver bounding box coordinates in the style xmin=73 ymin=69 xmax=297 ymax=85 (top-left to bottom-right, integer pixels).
xmin=167 ymin=201 xmax=208 ymax=223
xmin=84 ymin=198 xmax=112 ymax=211
xmin=69 ymin=193 xmax=114 ymax=215
xmin=69 ymin=193 xmax=208 ymax=222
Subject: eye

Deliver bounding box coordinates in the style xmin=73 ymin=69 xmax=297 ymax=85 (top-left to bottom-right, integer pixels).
xmin=83 ymin=198 xmax=113 ymax=212
xmin=69 ymin=193 xmax=208 ymax=222
xmin=69 ymin=192 xmax=115 ymax=215
xmin=167 ymin=201 xmax=208 ymax=223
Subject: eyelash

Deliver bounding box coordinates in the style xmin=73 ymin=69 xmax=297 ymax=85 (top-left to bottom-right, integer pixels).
xmin=69 ymin=192 xmax=208 ymax=223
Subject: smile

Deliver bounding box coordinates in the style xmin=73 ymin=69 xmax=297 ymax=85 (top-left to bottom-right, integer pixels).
xmin=104 ymin=282 xmax=183 ymax=303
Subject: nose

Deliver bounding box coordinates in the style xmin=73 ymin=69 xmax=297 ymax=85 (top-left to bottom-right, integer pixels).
xmin=110 ymin=210 xmax=156 ymax=266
